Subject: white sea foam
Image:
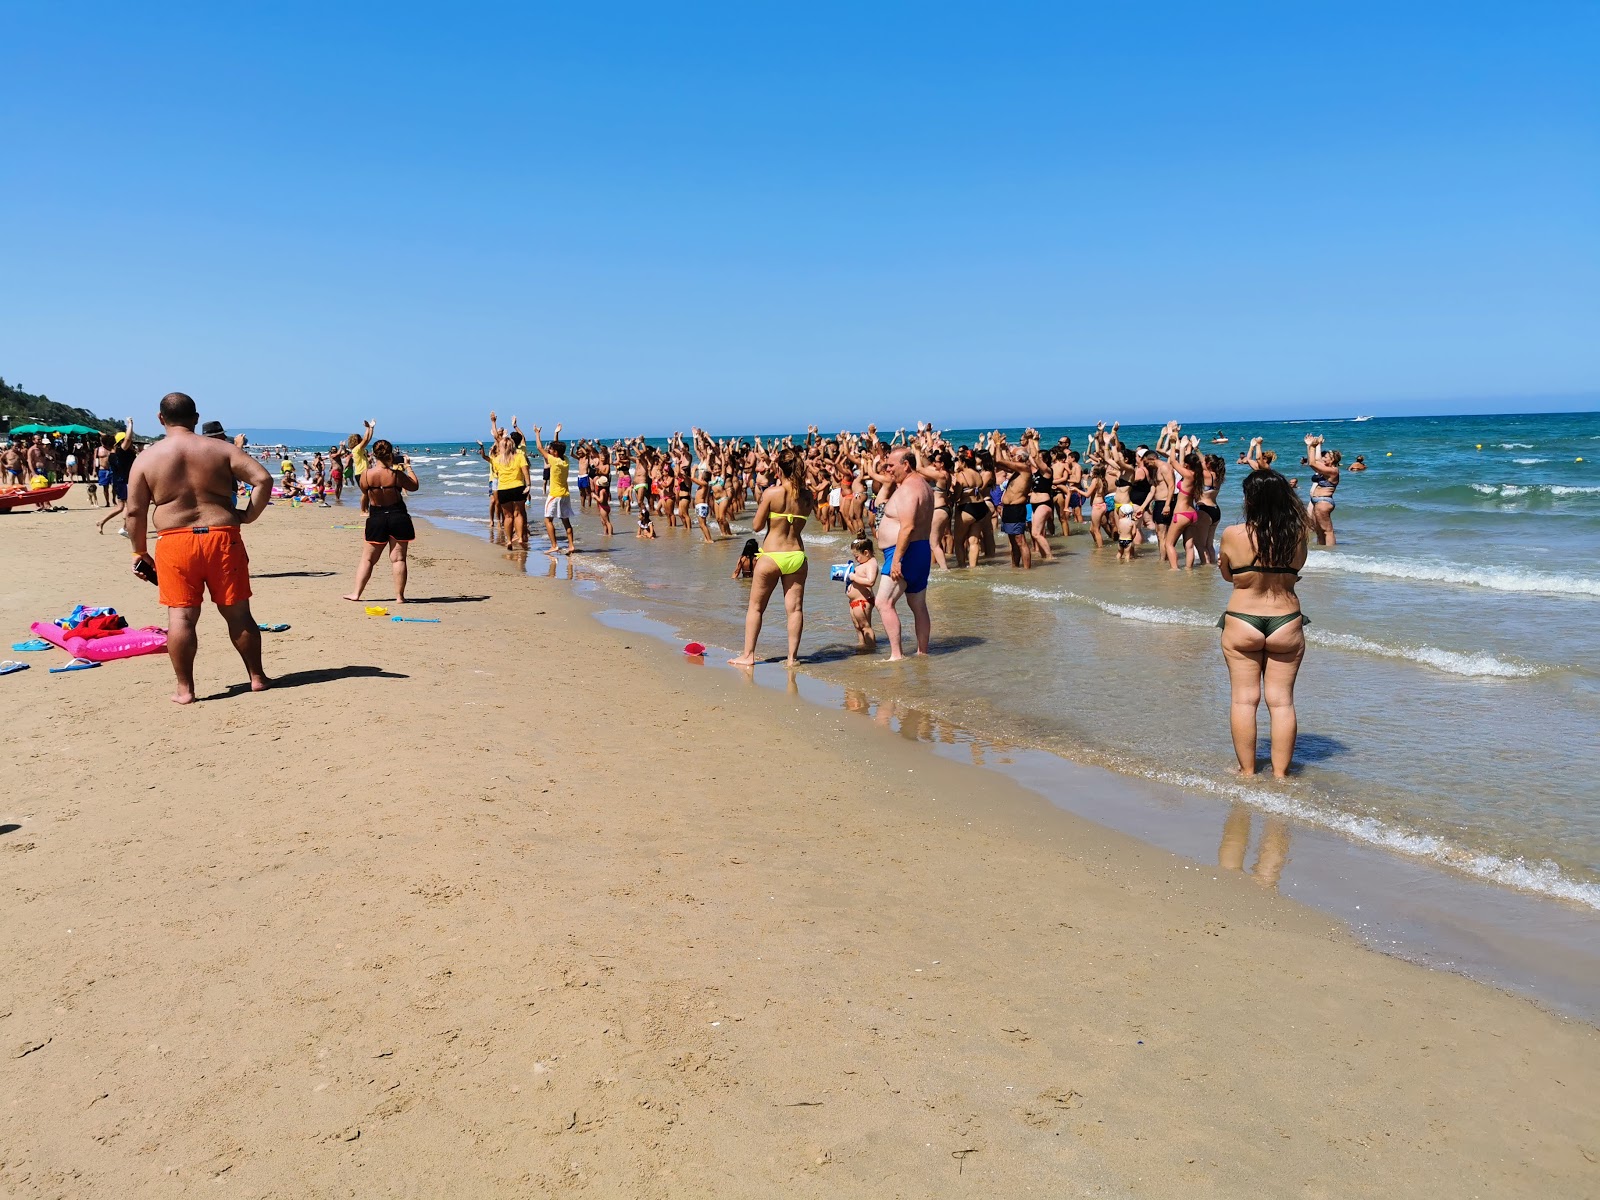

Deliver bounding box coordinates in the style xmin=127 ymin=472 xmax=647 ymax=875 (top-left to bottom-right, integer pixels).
xmin=1512 ymin=457 xmax=1548 ymax=465
xmin=1306 ymin=631 xmax=1539 ymax=678
xmin=1499 ymin=442 xmax=1534 ymax=449
xmin=1149 ymin=771 xmax=1600 ymax=911
xmin=1469 ymin=482 xmax=1530 ymax=498
xmin=1302 ymin=553 xmax=1600 ymax=598
xmin=1551 ymin=485 xmax=1600 ymax=496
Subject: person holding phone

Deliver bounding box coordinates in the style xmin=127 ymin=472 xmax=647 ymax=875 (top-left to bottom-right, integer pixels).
xmin=344 ymin=440 xmax=420 ymax=604
xmin=124 ymin=392 xmax=274 ymax=705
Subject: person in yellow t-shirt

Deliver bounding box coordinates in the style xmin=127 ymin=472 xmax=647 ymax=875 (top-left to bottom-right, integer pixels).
xmin=487 ymin=430 xmax=531 ymax=548
xmin=533 ymin=422 xmax=575 ymax=554
xmin=346 ymin=420 xmax=375 ymax=511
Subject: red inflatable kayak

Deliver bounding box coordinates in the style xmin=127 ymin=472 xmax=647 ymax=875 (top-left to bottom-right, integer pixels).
xmin=0 ymin=483 xmax=71 ymax=511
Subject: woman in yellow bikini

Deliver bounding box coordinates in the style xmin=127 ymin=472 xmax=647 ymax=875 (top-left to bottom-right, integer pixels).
xmin=729 ymin=446 xmax=814 ymax=668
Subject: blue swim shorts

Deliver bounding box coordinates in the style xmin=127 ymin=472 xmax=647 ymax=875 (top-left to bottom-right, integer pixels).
xmin=882 ymin=539 xmax=932 ymax=595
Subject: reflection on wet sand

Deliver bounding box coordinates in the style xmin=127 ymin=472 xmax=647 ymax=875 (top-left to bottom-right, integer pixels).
xmin=1219 ymin=803 xmax=1291 ymax=890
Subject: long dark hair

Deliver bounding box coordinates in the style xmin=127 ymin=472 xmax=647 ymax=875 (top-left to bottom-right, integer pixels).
xmin=774 ymin=446 xmax=813 ymax=514
xmin=1241 ymin=469 xmax=1311 ymax=568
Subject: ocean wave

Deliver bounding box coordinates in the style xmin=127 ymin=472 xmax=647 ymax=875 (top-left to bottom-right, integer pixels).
xmin=1150 ymin=771 xmax=1600 ymax=912
xmin=1550 ymin=485 xmax=1600 ymax=496
xmin=989 ymin=584 xmax=1542 ymax=676
xmin=1302 ymin=553 xmax=1600 ymax=598
xmin=1512 ymin=458 xmax=1548 ymax=465
xmin=1470 ymin=482 xmax=1530 ymax=497
xmin=1499 ymin=442 xmax=1535 ymax=449
xmin=1305 ymin=631 xmax=1539 ymax=678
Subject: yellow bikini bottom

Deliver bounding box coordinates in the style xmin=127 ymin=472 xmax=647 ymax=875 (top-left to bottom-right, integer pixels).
xmin=759 ymin=549 xmax=807 ymax=575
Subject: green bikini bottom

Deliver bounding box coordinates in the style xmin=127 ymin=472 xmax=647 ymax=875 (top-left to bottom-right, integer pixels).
xmin=1217 ymin=611 xmax=1308 ymax=636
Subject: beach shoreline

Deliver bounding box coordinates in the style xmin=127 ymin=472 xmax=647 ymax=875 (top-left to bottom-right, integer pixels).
xmin=2 ymin=500 xmax=1597 ymax=1196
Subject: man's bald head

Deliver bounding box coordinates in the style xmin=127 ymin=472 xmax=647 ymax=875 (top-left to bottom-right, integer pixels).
xmin=159 ymin=392 xmax=198 ymax=429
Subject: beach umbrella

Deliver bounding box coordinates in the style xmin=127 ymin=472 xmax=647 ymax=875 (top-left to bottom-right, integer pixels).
xmin=8 ymin=422 xmax=102 ymax=435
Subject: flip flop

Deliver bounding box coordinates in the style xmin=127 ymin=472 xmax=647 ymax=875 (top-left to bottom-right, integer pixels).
xmin=49 ymin=658 xmax=100 ymax=673
xmin=257 ymin=623 xmax=291 ymax=633
xmin=0 ymin=660 xmax=29 ymax=676
xmin=391 ymin=616 xmax=441 ymax=623
xmin=10 ymin=639 xmax=51 ymax=652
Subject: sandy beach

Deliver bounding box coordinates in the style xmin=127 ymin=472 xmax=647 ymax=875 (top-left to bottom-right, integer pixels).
xmin=2 ymin=500 xmax=1596 ymax=1198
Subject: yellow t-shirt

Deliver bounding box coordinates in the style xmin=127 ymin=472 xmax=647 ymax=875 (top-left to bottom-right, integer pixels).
xmin=545 ymin=453 xmax=570 ymax=498
xmin=493 ymin=451 xmax=527 ymax=491
xmin=351 ymin=445 xmax=369 ymax=476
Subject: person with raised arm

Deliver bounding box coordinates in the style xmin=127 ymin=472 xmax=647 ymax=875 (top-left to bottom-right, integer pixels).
xmin=96 ymin=417 xmax=137 ymax=533
xmin=533 ymin=422 xmax=576 ymax=554
xmin=1305 ymin=434 xmax=1342 ymax=546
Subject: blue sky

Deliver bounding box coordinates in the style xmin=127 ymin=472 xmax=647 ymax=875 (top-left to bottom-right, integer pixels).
xmin=3 ymin=2 xmax=1596 ymax=438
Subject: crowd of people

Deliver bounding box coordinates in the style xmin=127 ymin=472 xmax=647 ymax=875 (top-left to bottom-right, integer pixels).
xmin=440 ymin=415 xmax=1333 ymax=774
xmin=13 ymin=398 xmax=1337 ymax=774
xmin=3 ymin=423 xmax=138 ymax=512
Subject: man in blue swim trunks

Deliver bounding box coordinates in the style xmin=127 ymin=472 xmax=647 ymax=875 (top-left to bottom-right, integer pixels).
xmin=874 ymin=447 xmax=934 ymax=660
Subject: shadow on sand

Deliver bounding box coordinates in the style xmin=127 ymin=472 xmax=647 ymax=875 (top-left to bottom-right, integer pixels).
xmin=199 ymin=664 xmax=409 ymax=702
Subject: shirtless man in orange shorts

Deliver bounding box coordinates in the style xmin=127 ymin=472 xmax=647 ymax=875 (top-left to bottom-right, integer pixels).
xmin=125 ymin=393 xmax=274 ymax=704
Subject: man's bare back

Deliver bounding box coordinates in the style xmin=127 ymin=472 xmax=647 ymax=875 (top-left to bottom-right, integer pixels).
xmin=131 ymin=434 xmax=270 ymax=530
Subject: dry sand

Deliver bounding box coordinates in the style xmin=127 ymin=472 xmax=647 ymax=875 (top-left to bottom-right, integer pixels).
xmin=1 ymin=500 xmax=1596 ymax=1198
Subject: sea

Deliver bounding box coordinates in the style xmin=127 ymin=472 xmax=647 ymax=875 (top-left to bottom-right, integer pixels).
xmin=288 ymin=412 xmax=1600 ymax=996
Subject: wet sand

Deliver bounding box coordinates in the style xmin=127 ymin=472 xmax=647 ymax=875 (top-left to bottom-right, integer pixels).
xmin=1 ymin=501 xmax=1596 ymax=1197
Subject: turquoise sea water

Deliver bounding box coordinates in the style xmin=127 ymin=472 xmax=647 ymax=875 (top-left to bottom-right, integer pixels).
xmin=302 ymin=411 xmax=1599 ymax=912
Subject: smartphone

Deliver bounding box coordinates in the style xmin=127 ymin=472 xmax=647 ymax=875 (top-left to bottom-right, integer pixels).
xmin=134 ymin=557 xmax=159 ymax=585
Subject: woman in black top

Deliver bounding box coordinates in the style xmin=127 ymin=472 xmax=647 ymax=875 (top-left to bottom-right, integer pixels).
xmin=343 ymin=440 xmax=419 ymax=603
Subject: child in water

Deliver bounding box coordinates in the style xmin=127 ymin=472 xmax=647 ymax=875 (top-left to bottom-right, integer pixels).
xmin=844 ymin=537 xmax=879 ymax=651
xmin=1114 ymin=503 xmax=1140 ymax=561
xmin=636 ymin=504 xmax=657 ymax=539
xmin=732 ymin=538 xmax=759 ymax=579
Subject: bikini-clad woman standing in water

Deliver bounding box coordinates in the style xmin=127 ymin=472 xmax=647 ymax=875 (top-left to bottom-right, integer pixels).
xmin=729 ymin=447 xmax=814 ymax=668
xmin=916 ymin=449 xmax=953 ymax=569
xmin=1192 ymin=454 xmax=1224 ymax=566
xmin=1217 ymin=469 xmax=1312 ymax=778
xmin=1305 ymin=434 xmax=1340 ymax=546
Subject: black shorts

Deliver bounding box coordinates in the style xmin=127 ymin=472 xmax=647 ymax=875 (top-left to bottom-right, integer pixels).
xmin=1151 ymin=500 xmax=1171 ymax=526
xmin=365 ymin=503 xmax=416 ymax=545
xmin=497 ymin=486 xmax=528 ymax=505
xmin=1198 ymin=503 xmax=1221 ymax=522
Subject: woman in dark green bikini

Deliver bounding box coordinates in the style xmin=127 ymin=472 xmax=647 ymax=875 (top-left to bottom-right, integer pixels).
xmin=1217 ymin=469 xmax=1313 ymax=779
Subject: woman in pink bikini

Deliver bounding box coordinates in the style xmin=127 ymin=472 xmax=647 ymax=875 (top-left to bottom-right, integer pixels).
xmin=1165 ymin=434 xmax=1204 ymax=570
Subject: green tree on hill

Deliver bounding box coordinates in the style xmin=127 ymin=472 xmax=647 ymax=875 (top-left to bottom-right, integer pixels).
xmin=1 ymin=376 xmax=120 ymax=434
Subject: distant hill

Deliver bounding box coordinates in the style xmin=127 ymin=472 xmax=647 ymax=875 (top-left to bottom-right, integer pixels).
xmin=234 ymin=427 xmax=349 ymax=446
xmin=1 ymin=376 xmax=121 ymax=434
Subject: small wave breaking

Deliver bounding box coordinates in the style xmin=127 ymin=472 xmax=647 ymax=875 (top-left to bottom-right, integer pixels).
xmin=987 ymin=584 xmax=1544 ymax=676
xmin=1302 ymin=553 xmax=1600 ymax=598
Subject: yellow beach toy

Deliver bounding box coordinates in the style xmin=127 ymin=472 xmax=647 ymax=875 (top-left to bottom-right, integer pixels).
xmin=365 ymin=606 xmax=389 ymax=617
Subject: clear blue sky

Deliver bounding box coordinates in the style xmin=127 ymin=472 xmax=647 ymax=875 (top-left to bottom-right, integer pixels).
xmin=3 ymin=2 xmax=1596 ymax=439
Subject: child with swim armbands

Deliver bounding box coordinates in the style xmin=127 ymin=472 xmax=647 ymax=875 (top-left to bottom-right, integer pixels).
xmin=843 ymin=537 xmax=879 ymax=651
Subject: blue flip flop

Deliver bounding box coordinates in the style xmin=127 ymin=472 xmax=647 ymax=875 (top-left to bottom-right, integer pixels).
xmin=49 ymin=658 xmax=100 ymax=673
xmin=0 ymin=660 xmax=30 ymax=676
xmin=257 ymin=623 xmax=291 ymax=632
xmin=11 ymin=639 xmax=51 ymax=652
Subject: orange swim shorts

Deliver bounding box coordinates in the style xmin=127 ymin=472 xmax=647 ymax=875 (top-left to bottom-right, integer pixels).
xmin=154 ymin=525 xmax=252 ymax=608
